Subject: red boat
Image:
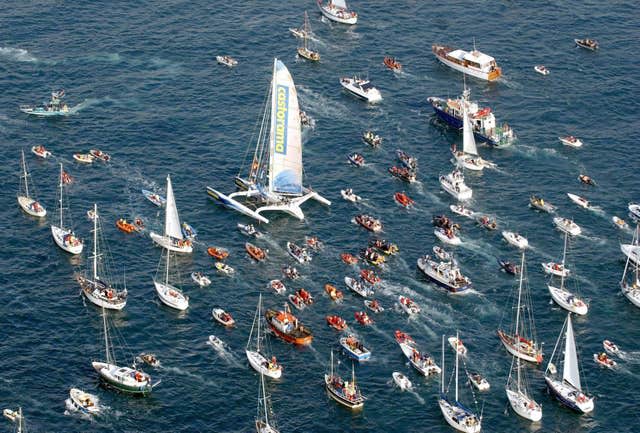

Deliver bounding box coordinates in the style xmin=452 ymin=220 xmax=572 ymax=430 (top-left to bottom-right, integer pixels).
xmin=265 ymin=305 xmax=313 ymax=345
xmin=296 ymin=288 xmax=314 ymax=305
xmin=354 ymin=311 xmax=373 ymax=326
xmin=394 ymin=192 xmax=414 ymax=208
xmin=341 ymin=253 xmax=359 ymax=265
xmin=325 ymin=284 xmax=344 ymax=302
xmin=360 ymin=269 xmax=381 ymax=285
xmin=394 ymin=330 xmax=414 ymax=345
xmin=207 ymin=247 xmax=229 ymax=260
xmin=326 ymin=315 xmax=347 ymax=331
xmin=245 ymin=242 xmax=267 ymax=261
xmin=383 ymin=56 xmax=402 ymax=71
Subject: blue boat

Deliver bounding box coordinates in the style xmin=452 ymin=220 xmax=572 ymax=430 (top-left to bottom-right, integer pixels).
xmin=141 ymin=189 xmax=166 ymax=207
xmin=340 ymin=335 xmax=371 ymax=361
xmin=181 ymin=222 xmax=197 ymax=239
xmin=20 ymin=90 xmax=74 ymax=117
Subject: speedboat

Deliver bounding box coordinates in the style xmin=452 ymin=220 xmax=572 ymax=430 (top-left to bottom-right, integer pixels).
xmin=318 ymin=0 xmax=358 ymax=25
xmin=362 ymin=131 xmax=382 ymax=147
xmin=269 ymin=279 xmax=286 ymax=295
xmin=448 ymin=336 xmax=468 ymax=356
xmin=388 ymin=166 xmax=417 ymax=183
xmin=347 ymin=152 xmax=365 ymax=166
xmin=593 ymin=352 xmax=616 ymax=369
xmin=502 ymin=231 xmax=529 ymax=249
xmin=417 ymin=256 xmax=472 ymax=293
xmin=468 ymin=373 xmax=490 ymax=391
xmin=559 ymin=136 xmax=583 ymax=148
xmin=396 ymin=149 xmax=418 ymax=170
xmin=73 ymin=153 xmax=94 ymax=164
xmin=354 ymin=214 xmax=382 ymax=232
xmin=399 ymin=296 xmax=420 ymax=315
xmin=364 ymin=299 xmax=384 ymax=313
xmin=216 ymin=55 xmax=238 ymax=67
xmin=603 ymin=340 xmax=620 ymax=356
xmin=392 ymin=372 xmax=412 ymax=391
xmin=191 ymin=272 xmax=211 ymax=287
xmin=383 ymin=56 xmax=402 ymax=71
xmin=530 ymin=195 xmax=556 ymax=213
xmin=613 ymin=216 xmax=629 ymax=230
xmin=575 ymin=38 xmax=598 ymax=50
xmin=434 ymin=227 xmax=461 ymax=245
xmin=345 ymin=276 xmax=374 ymax=298
xmin=499 ymin=259 xmax=519 ymax=275
xmin=548 ymin=285 xmax=588 ymax=315
xmin=212 ymin=308 xmax=236 ymax=327
xmin=340 ymin=335 xmax=371 ymax=361
xmin=439 ymin=169 xmax=472 ymax=201
xmin=354 ymin=311 xmax=373 ymax=326
xmin=394 ymin=192 xmax=414 ymax=208
xmin=246 ymin=242 xmax=268 ymax=261
xmin=68 ymin=388 xmax=100 ymax=415
xmin=553 ymin=217 xmax=582 ymax=236
xmin=341 ymin=188 xmax=362 ymax=202
xmin=31 ymin=145 xmax=52 ymax=158
xmin=541 ymin=261 xmax=570 ymax=278
xmin=567 ymin=193 xmax=590 ymax=209
xmin=433 ymin=246 xmax=453 ymax=262
xmin=141 ymin=189 xmax=166 ymax=207
xmin=325 ymin=283 xmax=343 ymax=302
xmin=534 ymin=65 xmax=550 ymax=75
xmin=20 ymin=89 xmax=73 ymax=116
xmin=207 ymin=246 xmax=229 ymax=260
xmin=237 ymin=223 xmax=262 ymax=237
xmin=395 ymin=330 xmax=441 ymax=376
xmin=628 ymin=203 xmax=640 ymax=221
xmin=450 ymin=204 xmax=473 ymax=218
xmin=579 ymin=174 xmax=595 ymax=185
xmin=286 ymin=241 xmax=311 ymax=263
xmin=208 ymin=335 xmax=225 ymax=349
xmin=340 ymin=76 xmax=382 ymax=103
xmin=326 ymin=315 xmax=347 ymax=331
xmin=341 ymin=252 xmax=359 ymax=265
xmin=3 ymin=408 xmax=21 ymax=422
xmin=432 ymin=43 xmax=502 ymax=81
xmin=215 ymin=262 xmax=235 ymax=275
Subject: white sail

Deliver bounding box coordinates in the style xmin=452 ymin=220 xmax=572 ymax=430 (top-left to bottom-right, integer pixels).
xmin=462 ymin=103 xmax=478 ymax=156
xmin=563 ymin=315 xmax=581 ymax=391
xmin=164 ymin=175 xmax=183 ymax=239
xmin=333 ymin=0 xmax=348 ymax=8
xmin=268 ymin=59 xmax=303 ymax=196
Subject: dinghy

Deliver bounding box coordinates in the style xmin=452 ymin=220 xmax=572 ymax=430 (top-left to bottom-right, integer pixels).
xmin=559 ymin=136 xmax=583 ymax=148
xmin=116 ymin=218 xmax=137 ymax=233
xmin=325 ymin=352 xmax=365 ymax=410
xmin=89 ymin=149 xmax=110 ymax=162
xmin=593 ymin=352 xmax=616 ymax=369
xmin=548 ymin=232 xmax=588 ymax=315
xmin=383 ymin=56 xmax=402 ymax=71
xmin=153 ymin=248 xmax=189 ymax=311
xmin=502 ymin=231 xmax=529 ymax=249
xmin=612 ymin=216 xmax=629 ymax=230
xmin=324 ymin=283 xmax=342 ymax=301
xmin=326 ymin=315 xmax=347 ymax=331
xmin=345 ymin=276 xmax=374 ymax=298
xmin=450 ymin=204 xmax=473 ymax=218
xmin=286 ymin=241 xmax=311 ymax=263
xmin=150 ymin=175 xmax=193 ymax=253
xmin=364 ymin=299 xmax=384 ymax=313
xmin=354 ymin=214 xmax=382 ymax=232
xmin=238 ymin=223 xmax=262 ymax=237
xmin=432 ymin=246 xmax=452 ymax=262
xmin=439 ymin=169 xmax=472 ymax=201
xmin=498 ymin=259 xmax=519 ymax=275
xmin=269 ymin=279 xmax=286 ymax=295
xmin=142 ymin=189 xmax=166 ymax=207
xmin=396 ymin=149 xmax=417 ymax=170
xmin=17 ymin=150 xmax=47 ymax=217
xmin=212 ymin=308 xmax=235 ymax=327
xmin=31 ymin=144 xmax=51 ymax=158
xmin=354 ymin=311 xmax=373 ymax=326
xmin=341 ymin=188 xmax=361 ymax=202
xmin=392 ymin=372 xmax=412 ymax=391
xmin=246 ymin=242 xmax=268 ymax=262
xmin=534 ymin=65 xmax=549 ymax=75
xmin=181 ymin=222 xmax=197 ymax=239
xmin=136 ymin=353 xmax=160 ymax=368
xmin=603 ymin=340 xmax=619 ymax=355
xmin=340 ymin=76 xmax=382 ymax=103
xmin=215 ymin=262 xmax=234 ymax=275
xmin=347 ymin=152 xmax=365 ymax=166
xmin=340 ymin=335 xmax=371 ymax=361
xmin=360 ymin=269 xmax=380 ymax=285
xmin=51 ymin=164 xmax=83 ymax=254
xmin=208 ymin=335 xmax=225 ymax=349
xmin=247 ymin=294 xmax=283 ymax=379
xmin=468 ymin=373 xmax=490 ymax=391
xmin=341 ymin=252 xmax=359 ymax=265
xmin=288 ymin=293 xmax=306 ymax=311
xmin=567 ymin=192 xmax=590 ymax=209
xmin=191 ymin=272 xmax=211 ymax=287
xmin=435 ymin=227 xmax=461 ymax=245
xmin=448 ymin=336 xmax=468 ymax=356
xmin=361 ymin=247 xmax=385 ymax=266
xmin=369 ymin=239 xmax=399 ymax=255
xmin=578 ymin=174 xmax=594 ymax=185
xmin=575 ymin=38 xmax=598 ymax=50
xmin=208 ymin=247 xmax=229 ymax=260
xmin=553 ymin=217 xmax=582 ymax=236
xmin=73 ymin=153 xmax=94 ymax=164
xmin=399 ymin=296 xmax=420 ymax=315
xmin=318 ymin=0 xmax=358 ymax=25
xmin=394 ymin=192 xmax=414 ymax=208
xmin=68 ymin=388 xmax=100 ymax=415
xmin=363 ymin=130 xmax=382 ymax=147
xmin=281 ymin=265 xmax=299 ymax=280
xmin=216 ymin=55 xmax=238 ymax=67
xmin=530 ymin=195 xmax=556 ymax=213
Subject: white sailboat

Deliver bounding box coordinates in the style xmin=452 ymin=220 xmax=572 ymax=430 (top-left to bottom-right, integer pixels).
xmin=497 ymin=252 xmax=543 ymax=364
xmin=547 ymin=232 xmax=588 ymax=315
xmin=438 ymin=333 xmax=482 ymax=433
xmin=77 ymin=204 xmax=127 ymax=310
xmin=17 ymin=150 xmax=46 ymax=217
xmin=51 ymin=163 xmax=83 ymax=254
xmin=153 ymin=248 xmax=189 ymax=311
xmin=246 ymin=294 xmax=282 ymax=379
xmin=150 ymin=174 xmax=192 ymax=253
xmin=620 ymin=224 xmax=640 ymax=308
xmin=544 ymin=314 xmax=594 ymax=413
xmin=318 ymin=0 xmax=358 ymax=25
xmin=255 ymin=372 xmax=280 ymax=433
xmin=207 ymin=59 xmax=330 ymax=223
xmin=452 ymin=90 xmax=494 ymax=171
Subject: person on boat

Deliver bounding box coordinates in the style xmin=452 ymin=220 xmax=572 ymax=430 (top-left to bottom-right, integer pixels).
xmin=597 ymin=352 xmax=608 ymax=362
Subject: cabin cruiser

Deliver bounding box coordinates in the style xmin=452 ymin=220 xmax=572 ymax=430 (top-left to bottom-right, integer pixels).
xmin=340 ymin=76 xmax=382 ymax=103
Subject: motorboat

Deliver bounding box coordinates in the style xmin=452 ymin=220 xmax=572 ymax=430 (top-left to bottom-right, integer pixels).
xmin=142 ymin=189 xmax=166 ymax=207
xmin=295 ymin=288 xmax=314 ymax=305
xmin=341 ymin=252 xmax=359 ymax=265
xmin=116 ymin=218 xmax=137 ymax=233
xmin=3 ymin=408 xmax=21 ymax=422
xmin=345 ymin=276 xmax=374 ymax=298
xmin=286 ymin=241 xmax=311 ymax=263
xmin=613 ymin=216 xmax=629 ymax=230
xmin=20 ymin=89 xmax=73 ymax=116
xmin=136 ymin=353 xmax=160 ymax=368
xmin=433 ymin=214 xmax=458 ymax=230
xmin=432 ymin=43 xmax=501 ymax=81
xmin=354 ymin=214 xmax=382 ymax=232
xmin=216 ymin=55 xmax=238 ymax=67
xmin=575 ymin=38 xmax=598 ymax=50
xmin=361 ymin=247 xmax=385 ymax=266
xmin=191 ymin=272 xmax=211 ymax=287
xmin=559 ymin=135 xmax=583 ymax=148
xmin=593 ymin=352 xmax=616 ymax=369
xmin=354 ymin=311 xmax=373 ymax=326
xmin=502 ymin=231 xmax=529 ymax=249
xmin=476 ymin=215 xmax=497 ymax=231
xmin=498 ymin=259 xmax=519 ymax=275
xmin=434 ymin=227 xmax=461 ymax=245
xmin=417 ymin=255 xmax=472 ymax=293
xmin=388 ymin=166 xmax=417 ymax=183
xmin=399 ymin=296 xmax=420 ymax=315
xmin=68 ymin=388 xmax=100 ymax=415
xmin=450 ymin=204 xmax=473 ymax=218
xmin=31 ymin=145 xmax=52 ymax=158
xmin=383 ymin=56 xmax=402 ymax=71
xmin=369 ymin=239 xmax=399 ymax=255
xmin=395 ymin=330 xmax=441 ymax=376
xmin=392 ymin=372 xmax=412 ymax=391
xmin=318 ymin=0 xmax=358 ymax=25
xmin=281 ymin=265 xmax=300 ymax=280
xmin=246 ymin=294 xmax=283 ymax=379
xmin=17 ymin=150 xmax=47 ymax=217
xmin=433 ymin=246 xmax=453 ymax=262
xmin=208 ymin=335 xmax=225 ymax=349
xmin=620 ymin=225 xmax=640 ymax=307
xmin=150 ymin=175 xmax=193 ymax=253
xmin=246 ymin=242 xmax=268 ymax=262
xmin=89 ymin=149 xmax=111 ymax=162
xmin=340 ymin=76 xmax=382 ymax=103
xmin=347 ymin=152 xmax=365 ymax=166
xmin=448 ymin=336 xmax=468 ymax=356
xmin=534 ymin=65 xmax=549 ymax=75
xmin=360 ymin=269 xmax=380 ymax=285
xmin=364 ymin=299 xmax=384 ymax=313
xmin=603 ymin=340 xmax=620 ymax=356
xmin=341 ymin=188 xmax=362 ymax=202
xmin=300 ymin=109 xmax=314 ymax=128
xmin=326 ymin=315 xmax=347 ymax=331
xmin=553 ymin=217 xmax=582 ymax=236
xmin=51 ymin=164 xmax=83 ymax=255
xmin=208 ymin=246 xmax=229 ymax=260
xmin=439 ymin=169 xmax=472 ymax=201
xmin=362 ymin=130 xmax=382 ymax=147
xmin=217 ymin=263 xmax=235 ymax=275
xmin=305 ymin=236 xmax=323 ymax=250
xmin=340 ymin=335 xmax=371 ymax=361
xmin=238 ymin=223 xmax=262 ymax=237
xmin=541 ymin=261 xmax=570 ymax=278
xmin=579 ymin=174 xmax=595 ymax=185
xmin=265 ymin=303 xmax=313 ymax=345
xmin=212 ymin=308 xmax=236 ymax=327
xmin=269 ymin=279 xmax=286 ymax=295
xmin=396 ymin=149 xmax=418 ymax=170
xmin=288 ymin=293 xmax=306 ymax=310
xmin=73 ymin=153 xmax=95 ymax=164
xmin=181 ymin=222 xmax=197 ymax=239
xmin=325 ymin=283 xmax=343 ymax=302
xmin=530 ymin=195 xmax=556 ymax=213
xmin=567 ymin=192 xmax=590 ymax=209
xmin=468 ymin=373 xmax=490 ymax=391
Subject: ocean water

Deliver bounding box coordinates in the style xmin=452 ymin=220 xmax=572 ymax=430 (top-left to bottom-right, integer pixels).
xmin=1 ymin=1 xmax=639 ymax=432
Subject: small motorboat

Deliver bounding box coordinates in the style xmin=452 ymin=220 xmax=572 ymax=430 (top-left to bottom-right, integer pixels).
xmin=559 ymin=135 xmax=583 ymax=148
xmin=448 ymin=336 xmax=467 ymax=356
xmin=347 ymin=152 xmax=365 ymax=167
xmin=530 ymin=195 xmax=556 ymax=213
xmin=603 ymin=340 xmax=620 ymax=356
xmin=288 ymin=293 xmax=306 ymax=310
xmin=340 ymin=76 xmax=382 ymax=103
xmin=3 ymin=408 xmax=21 ymax=422
xmin=141 ymin=189 xmax=166 ymax=207
xmin=434 ymin=227 xmax=461 ymax=246
xmin=628 ymin=203 xmax=640 ymax=221
xmin=341 ymin=188 xmax=362 ymax=202
xmin=541 ymin=261 xmax=570 ymax=278
xmin=208 ymin=334 xmax=225 ymax=349
xmin=399 ymin=296 xmax=420 ymax=315
xmin=212 ymin=308 xmax=236 ymax=327
xmin=116 ymin=218 xmax=137 ymax=233
xmin=433 ymin=246 xmax=453 ymax=262
xmin=68 ymin=388 xmax=100 ymax=415
xmin=287 ymin=241 xmax=311 ymax=263
xmin=340 ymin=335 xmax=371 ymax=362
xmin=87 ymin=209 xmax=98 ymax=221
xmin=325 ymin=283 xmax=343 ymax=302
xmin=216 ymin=55 xmax=238 ymax=67
xmin=345 ymin=276 xmax=374 ymax=298
xmin=392 ymin=372 xmax=412 ymax=391
xmin=567 ymin=192 xmax=590 ymax=209
xmin=383 ymin=56 xmax=402 ymax=71
xmin=476 ymin=215 xmax=498 ymax=231
xmin=553 ymin=216 xmax=582 ymax=236
xmin=326 ymin=315 xmax=347 ymax=331
xmin=498 ymin=259 xmax=519 ymax=275
xmin=31 ymin=145 xmax=52 ymax=158
xmin=136 ymin=352 xmax=160 ymax=368
xmin=89 ymin=149 xmax=111 ymax=162
xmin=20 ymin=89 xmax=72 ymax=116
xmin=354 ymin=214 xmax=383 ymax=232
xmin=613 ymin=216 xmax=629 ymax=230
xmin=593 ymin=352 xmax=616 ymax=369
xmin=360 ymin=269 xmax=381 ymax=285
xmin=361 ymin=247 xmax=385 ymax=266
xmin=388 ymin=166 xmax=417 ymax=183
xmin=396 ymin=149 xmax=418 ymax=170
xmin=575 ymin=38 xmax=599 ymax=50
xmin=237 ymin=223 xmax=262 ymax=237
xmin=246 ymin=242 xmax=268 ymax=261
xmin=191 ymin=272 xmax=211 ymax=287
xmin=579 ymin=174 xmax=595 ymax=186
xmin=340 ymin=253 xmax=359 ymax=265
xmin=354 ymin=311 xmax=373 ymax=326
xmin=215 ymin=262 xmax=234 ymax=275
xmin=394 ymin=192 xmax=414 ymax=208
xmin=502 ymin=231 xmax=529 ymax=249
xmin=282 ymin=265 xmax=300 ymax=280
xmin=362 ymin=130 xmax=382 ymax=147
xmin=369 ymin=239 xmax=399 ymax=255
xmin=450 ymin=204 xmax=473 ymax=218
xmin=208 ymin=247 xmax=229 ymax=260
xmin=73 ymin=153 xmax=95 ymax=164
xmin=269 ymin=279 xmax=286 ymax=295
xmin=305 ymin=236 xmax=323 ymax=251
xmin=364 ymin=299 xmax=384 ymax=313
xmin=181 ymin=222 xmax=197 ymax=239
xmin=296 ymin=288 xmax=314 ymax=305
xmin=468 ymin=373 xmax=490 ymax=391
xmin=534 ymin=65 xmax=550 ymax=75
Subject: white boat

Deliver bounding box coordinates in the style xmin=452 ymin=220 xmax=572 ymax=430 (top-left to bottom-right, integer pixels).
xmin=433 ymin=246 xmax=453 ymax=262
xmin=317 ymin=0 xmax=357 ymax=25
xmin=17 ymin=150 xmax=46 ymax=217
xmin=434 ymin=227 xmax=462 ymax=245
xmin=207 ymin=59 xmax=330 ymax=223
xmin=398 ymin=296 xmax=420 ymax=315
xmin=89 ymin=149 xmax=110 ymax=162
xmin=73 ymin=153 xmax=94 ymax=164
xmin=344 ymin=276 xmax=374 ymax=298
xmin=77 ymin=204 xmax=128 ymax=310
xmin=255 ymin=371 xmax=281 ymax=433
xmin=417 ymin=256 xmax=472 ymax=293
xmin=559 ymin=136 xmax=583 ymax=148
xmin=575 ymin=38 xmax=599 ymax=50
xmin=545 ymin=314 xmax=594 ymax=413
xmin=468 ymin=373 xmax=490 ymax=391
xmin=20 ymin=89 xmax=73 ymax=116
xmin=395 ymin=331 xmax=441 ymax=376
xmin=142 ymin=189 xmax=166 ymax=207
xmin=534 ymin=65 xmax=549 ymax=75
xmin=506 ymin=340 xmax=543 ymax=421
xmin=567 ymin=193 xmax=589 ymax=209
xmin=341 ymin=188 xmax=361 ymax=202
xmin=450 ymin=204 xmax=473 ymax=218
xmin=620 ymin=225 xmax=640 ymax=308
xmin=191 ymin=272 xmax=211 ymax=287
xmin=296 ymin=11 xmax=320 ymax=61
xmin=448 ymin=336 xmax=468 ymax=356
xmin=339 ymin=76 xmax=382 ymax=103
xmin=439 ymin=170 xmax=472 ymax=201
xmin=215 ymin=261 xmax=235 ymax=275
xmin=628 ymin=203 xmax=640 ymax=221
xmin=593 ymin=352 xmax=617 ymax=369
xmin=68 ymin=388 xmax=100 ymax=415
xmin=438 ymin=334 xmax=482 ymax=433
xmin=286 ymin=241 xmax=311 ymax=263
xmin=153 ymin=247 xmax=189 ymax=311
xmin=392 ymin=372 xmax=412 ymax=391
xmin=216 ymin=55 xmax=238 ymax=67
xmin=612 ymin=216 xmax=629 ymax=230
xmin=502 ymin=231 xmax=529 ymax=249
xmin=542 ymin=261 xmax=570 ymax=278
xmin=530 ymin=195 xmax=556 ymax=213
xmin=3 ymin=407 xmax=21 ymax=423
xmin=603 ymin=340 xmax=620 ymax=356
xmin=452 ymin=92 xmax=494 ymax=171
xmin=51 ymin=163 xmax=83 ymax=255
xmin=432 ymin=43 xmax=501 ymax=82
xmin=548 ymin=232 xmax=588 ymax=315
xmin=553 ymin=217 xmax=582 ymax=236
xmin=212 ymin=308 xmax=236 ymax=327
xmin=247 ymin=294 xmax=283 ymax=379
xmin=238 ymin=223 xmax=262 ymax=237
xmin=150 ymin=175 xmax=193 ymax=253
xmin=208 ymin=335 xmax=225 ymax=349
xmin=31 ymin=145 xmax=51 ymax=158
xmin=269 ymin=279 xmax=286 ymax=294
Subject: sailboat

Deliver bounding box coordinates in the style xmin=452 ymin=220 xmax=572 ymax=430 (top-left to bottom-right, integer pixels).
xmin=51 ymin=163 xmax=83 ymax=254
xmin=497 ymin=252 xmax=543 ymax=364
xmin=620 ymin=224 xmax=640 ymax=307
xmin=246 ymin=294 xmax=282 ymax=379
xmin=438 ymin=333 xmax=482 ymax=433
xmin=452 ymin=89 xmax=494 ymax=171
xmin=297 ymin=12 xmax=320 ymax=61
xmin=544 ymin=314 xmax=594 ymax=413
xmin=547 ymin=231 xmax=588 ymax=315
xmin=324 ymin=351 xmax=365 ymax=409
xmin=255 ymin=372 xmax=280 ymax=433
xmin=4 ymin=407 xmax=26 ymax=433
xmin=92 ymin=306 xmax=159 ymax=395
xmin=153 ymin=249 xmax=189 ymax=311
xmin=207 ymin=58 xmax=330 ymax=223
xmin=77 ymin=204 xmax=128 ymax=310
xmin=150 ymin=174 xmax=192 ymax=253
xmin=17 ymin=150 xmax=46 ymax=217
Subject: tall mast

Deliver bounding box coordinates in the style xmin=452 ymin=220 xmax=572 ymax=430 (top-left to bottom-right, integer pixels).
xmin=441 ymin=334 xmax=445 ymax=394
xmin=261 ymin=372 xmax=269 ymax=427
xmin=102 ymin=306 xmax=110 ymax=363
xmin=21 ymin=150 xmax=29 ymax=197
xmin=560 ymin=231 xmax=568 ymax=289
xmin=165 ymin=250 xmax=170 ymax=285
xmin=515 ymin=252 xmax=525 ymax=392
xmin=455 ymin=331 xmax=459 ymax=402
xmin=256 ymin=293 xmax=262 ymax=352
xmin=58 ymin=163 xmax=64 ymax=228
xmin=93 ymin=204 xmax=98 ymax=280
xmin=330 ymin=351 xmax=334 ymax=377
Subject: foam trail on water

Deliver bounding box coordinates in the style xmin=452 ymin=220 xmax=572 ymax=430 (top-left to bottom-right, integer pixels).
xmin=0 ymin=46 xmax=37 ymax=62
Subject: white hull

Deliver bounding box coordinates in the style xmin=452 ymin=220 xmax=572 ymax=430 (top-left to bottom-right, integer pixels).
xmin=548 ymin=285 xmax=588 ymax=315
xmin=506 ymin=388 xmax=542 ymax=421
xmin=154 ymin=280 xmax=189 ymax=310
xmin=498 ymin=331 xmax=543 ymax=364
xmin=51 ymin=225 xmax=83 ymax=254
xmin=246 ymin=350 xmax=282 ymax=379
xmin=399 ymin=342 xmax=440 ymax=376
xmin=318 ymin=3 xmax=357 ymax=24
xmin=559 ymin=137 xmax=583 ymax=148
xmin=392 ymin=372 xmax=412 ymax=390
xmin=502 ymin=231 xmax=528 ymax=249
xmin=620 ymin=243 xmax=640 ymax=266
xmin=622 ymin=283 xmax=640 ymax=308
xmin=541 ymin=262 xmax=570 ymax=278
xmin=567 ymin=193 xmax=589 ymax=208
xmin=69 ymin=388 xmax=100 ymax=415
xmin=435 ymin=228 xmax=461 ymax=245
xmin=341 ymin=190 xmax=361 ymax=202
xmin=545 ymin=377 xmax=594 ymax=413
xmin=439 ymin=175 xmax=472 ymax=201
xmin=191 ymin=273 xmax=211 ymax=287
xmin=81 ymin=280 xmax=126 ymax=310
xmin=435 ymin=55 xmax=494 ymax=82
xmin=17 ymin=195 xmax=46 ymax=217
xmin=553 ymin=217 xmax=582 ymax=236
xmin=450 ymin=204 xmax=474 ymax=218
xmin=438 ymin=398 xmax=481 ymax=433
xmin=150 ymin=232 xmax=193 ymax=253
xmin=340 ymin=80 xmax=382 ymax=103
xmin=454 ymin=153 xmax=484 ymax=171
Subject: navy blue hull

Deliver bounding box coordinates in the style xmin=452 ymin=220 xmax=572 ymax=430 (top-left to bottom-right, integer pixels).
xmin=545 ymin=378 xmax=582 ymax=413
xmin=431 ymin=105 xmax=497 ymax=146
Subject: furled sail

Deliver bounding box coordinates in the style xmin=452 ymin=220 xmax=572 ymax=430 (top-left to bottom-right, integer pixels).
xmin=562 ymin=315 xmax=581 ymax=391
xmin=164 ymin=175 xmax=183 ymax=239
xmin=462 ymin=102 xmax=478 ymax=156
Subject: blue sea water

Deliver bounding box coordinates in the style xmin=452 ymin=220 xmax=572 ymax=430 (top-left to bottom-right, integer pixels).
xmin=1 ymin=1 xmax=639 ymax=432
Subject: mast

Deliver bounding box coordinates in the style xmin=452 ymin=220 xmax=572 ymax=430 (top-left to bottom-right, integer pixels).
xmin=441 ymin=334 xmax=445 ymax=394
xmin=21 ymin=150 xmax=29 ymax=197
xmin=93 ymin=204 xmax=98 ymax=281
xmin=515 ymin=252 xmax=525 ymax=392
xmin=102 ymin=306 xmax=110 ymax=363
xmin=303 ymin=12 xmax=309 ymax=50
xmin=256 ymin=293 xmax=262 ymax=352
xmin=58 ymin=163 xmax=64 ymax=228
xmin=560 ymin=231 xmax=568 ymax=289
xmin=260 ymin=372 xmax=270 ymax=427
xmin=330 ymin=350 xmax=334 ymax=377
xmin=455 ymin=331 xmax=459 ymax=402
xmin=165 ymin=250 xmax=170 ymax=285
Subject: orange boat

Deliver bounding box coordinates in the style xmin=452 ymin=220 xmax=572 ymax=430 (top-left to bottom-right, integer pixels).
xmin=296 ymin=288 xmax=314 ymax=304
xmin=394 ymin=192 xmax=414 ymax=208
xmin=326 ymin=315 xmax=347 ymax=331
xmin=207 ymin=247 xmax=229 ymax=260
xmin=245 ymin=242 xmax=267 ymax=261
xmin=325 ymin=283 xmax=344 ymax=302
xmin=340 ymin=253 xmax=359 ymax=265
xmin=116 ymin=218 xmax=137 ymax=233
xmin=265 ymin=305 xmax=313 ymax=345
xmin=383 ymin=56 xmax=402 ymax=71
xmin=360 ymin=269 xmax=381 ymax=285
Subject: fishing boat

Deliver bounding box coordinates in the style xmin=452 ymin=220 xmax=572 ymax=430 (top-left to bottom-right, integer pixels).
xmin=325 ymin=351 xmax=365 ymax=409
xmin=438 ymin=334 xmax=482 ymax=433
xmin=255 ymin=372 xmax=280 ymax=433
xmin=286 ymin=241 xmax=311 ymax=263
xmin=238 ymin=223 xmax=262 ymax=237
xmin=212 ymin=308 xmax=236 ymax=327
xmin=150 ymin=175 xmax=192 ymax=253
xmin=191 ymin=272 xmax=211 ymax=287
xmin=92 ymin=306 xmax=158 ymax=395
xmin=51 ymin=164 xmax=83 ymax=254
xmin=395 ymin=330 xmax=441 ymax=376
xmin=440 ymin=169 xmax=472 ymax=201
xmin=20 ymin=89 xmax=73 ymax=116
xmin=575 ymin=38 xmax=598 ymax=50
xmin=207 ymin=247 xmax=229 ymax=260
xmin=393 ymin=372 xmax=412 ymax=390
xmin=620 ymin=225 xmax=640 ymax=307
xmin=553 ymin=217 xmax=582 ymax=236
xmin=297 ymin=12 xmax=320 ymax=61
xmin=435 ymin=227 xmax=461 ymax=246
xmin=339 ymin=76 xmax=382 ymax=103
xmin=153 ymin=248 xmax=189 ymax=311
xmin=325 ymin=283 xmax=343 ymax=302
xmin=363 ymin=130 xmax=382 ymax=147
xmin=399 ymin=296 xmax=420 ymax=315
xmin=534 ymin=65 xmax=549 ymax=75
xmin=354 ymin=214 xmax=382 ymax=232
xmin=269 ymin=279 xmax=286 ymax=295
xmin=417 ymin=255 xmax=472 ymax=293
xmin=603 ymin=340 xmax=619 ymax=355
xmin=317 ymin=0 xmax=358 ymax=25
xmin=89 ymin=149 xmax=110 ymax=162
xmin=502 ymin=231 xmax=529 ymax=249
xmin=347 ymin=152 xmax=365 ymax=166
xmin=207 ymin=59 xmax=330 ymax=223
xmin=216 ymin=55 xmax=238 ymax=67
xmin=468 ymin=373 xmax=490 ymax=392
xmin=499 ymin=259 xmax=519 ymax=275
xmin=141 ymin=189 xmax=166 ymax=207
xmin=559 ymin=136 xmax=583 ymax=148
xmin=68 ymin=388 xmax=100 ymax=415
xmin=246 ymin=242 xmax=268 ymax=262
xmin=364 ymin=299 xmax=384 ymax=313
xmin=450 ymin=204 xmax=473 ymax=218
xmin=31 ymin=144 xmax=51 ymax=158
xmin=73 ymin=153 xmax=94 ymax=164
xmin=341 ymin=188 xmax=361 ymax=202
xmin=452 ymin=92 xmax=495 ymax=171
xmin=544 ymin=314 xmax=594 ymax=413
xmin=498 ymin=252 xmax=544 ymax=364
xmin=567 ymin=193 xmax=589 ymax=209
xmin=17 ymin=150 xmax=46 ymax=217
xmin=77 ymin=204 xmax=127 ymax=310
xmin=265 ymin=303 xmax=313 ymax=345
xmin=341 ymin=252 xmax=359 ymax=265
xmin=548 ymin=232 xmax=588 ymax=315
xmin=593 ymin=352 xmax=616 ymax=369
xmin=432 ymin=43 xmax=501 ymax=82
xmin=383 ymin=56 xmax=402 ymax=71
xmin=247 ymin=294 xmax=282 ymax=379
xmin=345 ymin=276 xmax=374 ymax=298
xmin=530 ymin=195 xmax=556 ymax=213
xmin=326 ymin=315 xmax=347 ymax=330
xmin=354 ymin=311 xmax=373 ymax=326
xmin=340 ymin=335 xmax=371 ymax=361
